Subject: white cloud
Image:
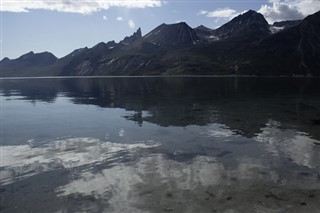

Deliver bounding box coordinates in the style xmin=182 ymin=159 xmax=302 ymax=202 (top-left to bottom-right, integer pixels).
xmin=1 ymin=0 xmax=164 ymax=14
xmin=103 ymin=15 xmax=107 ymax=21
xmin=258 ymin=0 xmax=320 ymax=23
xmin=128 ymin=19 xmax=135 ymax=29
xmin=259 ymin=1 xmax=303 ymax=23
xmin=198 ymin=8 xmax=242 ymax=21
xmin=116 ymin=16 xmax=124 ymax=21
xmin=197 ymin=10 xmax=208 ymax=15
xmin=294 ymin=0 xmax=320 ymax=15
xmin=207 ymin=8 xmax=238 ymax=19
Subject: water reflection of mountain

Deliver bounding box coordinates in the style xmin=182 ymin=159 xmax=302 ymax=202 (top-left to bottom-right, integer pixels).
xmin=2 ymin=77 xmax=320 ymax=139
xmin=1 ymin=78 xmax=60 ymax=103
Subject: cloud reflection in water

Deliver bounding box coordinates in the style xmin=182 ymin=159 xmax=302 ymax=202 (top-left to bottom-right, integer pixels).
xmin=1 ymin=119 xmax=320 ymax=212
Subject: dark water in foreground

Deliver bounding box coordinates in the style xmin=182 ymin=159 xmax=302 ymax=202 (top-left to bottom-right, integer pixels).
xmin=1 ymin=77 xmax=320 ymax=213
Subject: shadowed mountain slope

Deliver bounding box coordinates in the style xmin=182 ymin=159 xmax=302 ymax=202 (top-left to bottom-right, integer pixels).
xmin=1 ymin=10 xmax=319 ymax=77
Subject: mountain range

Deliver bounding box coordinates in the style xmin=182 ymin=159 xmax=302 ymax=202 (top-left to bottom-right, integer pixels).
xmin=1 ymin=9 xmax=320 ymax=77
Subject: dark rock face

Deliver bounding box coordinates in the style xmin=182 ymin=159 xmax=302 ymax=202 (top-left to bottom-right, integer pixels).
xmin=252 ymin=11 xmax=320 ymax=76
xmin=0 ymin=57 xmax=11 ymax=65
xmin=194 ymin=25 xmax=217 ymax=42
xmin=143 ymin=22 xmax=199 ymax=45
xmin=0 ymin=51 xmax=57 ymax=76
xmin=17 ymin=51 xmax=57 ymax=66
xmin=1 ymin=10 xmax=319 ymax=77
xmin=296 ymin=11 xmax=320 ymax=74
xmin=269 ymin=20 xmax=302 ymax=34
xmin=272 ymin=20 xmax=302 ymax=29
xmin=120 ymin=28 xmax=142 ymax=45
xmin=212 ymin=10 xmax=271 ymax=40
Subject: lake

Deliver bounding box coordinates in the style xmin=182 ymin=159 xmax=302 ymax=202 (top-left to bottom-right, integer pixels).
xmin=1 ymin=77 xmax=320 ymax=213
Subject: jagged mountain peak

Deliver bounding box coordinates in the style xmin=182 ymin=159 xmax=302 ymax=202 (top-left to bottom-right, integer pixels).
xmin=243 ymin=9 xmax=258 ymax=15
xmin=18 ymin=51 xmax=57 ymax=61
xmin=120 ymin=28 xmax=142 ymax=45
xmin=153 ymin=22 xmax=193 ymax=32
xmin=135 ymin=27 xmax=142 ymax=37
xmin=230 ymin=10 xmax=268 ymax=26
xmin=235 ymin=10 xmax=265 ymax=21
xmin=93 ymin=42 xmax=106 ymax=47
xmin=195 ymin=25 xmax=212 ymax=31
xmin=212 ymin=10 xmax=270 ymax=39
xmin=143 ymin=22 xmax=199 ymax=45
xmin=160 ymin=22 xmax=188 ymax=27
xmin=19 ymin=51 xmax=34 ymax=59
xmin=0 ymin=51 xmax=57 ymax=76
xmin=73 ymin=47 xmax=88 ymax=53
xmin=92 ymin=42 xmax=116 ymax=51
xmin=1 ymin=57 xmax=10 ymax=62
xmin=194 ymin=25 xmax=217 ymax=42
xmin=106 ymin=40 xmax=116 ymax=45
xmin=2 ymin=10 xmax=320 ymax=77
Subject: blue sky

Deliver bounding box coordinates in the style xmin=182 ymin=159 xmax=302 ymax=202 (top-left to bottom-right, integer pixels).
xmin=1 ymin=0 xmax=320 ymax=59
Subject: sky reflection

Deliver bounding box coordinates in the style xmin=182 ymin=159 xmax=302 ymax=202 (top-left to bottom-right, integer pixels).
xmin=1 ymin=77 xmax=320 ymax=212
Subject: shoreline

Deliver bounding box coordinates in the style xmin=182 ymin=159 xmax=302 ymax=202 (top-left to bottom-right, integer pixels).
xmin=1 ymin=75 xmax=320 ymax=80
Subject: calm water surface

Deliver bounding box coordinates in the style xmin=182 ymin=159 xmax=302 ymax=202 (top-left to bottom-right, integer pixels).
xmin=1 ymin=77 xmax=320 ymax=213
